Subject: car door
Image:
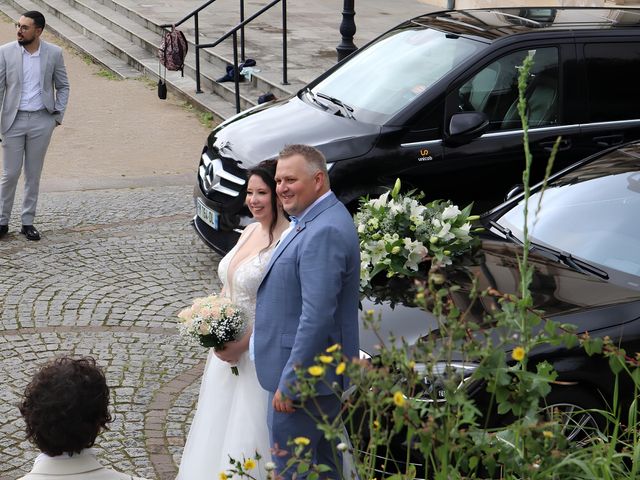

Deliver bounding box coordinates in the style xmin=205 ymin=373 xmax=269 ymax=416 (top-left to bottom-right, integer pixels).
xmin=442 ymin=43 xmax=578 ymax=207
xmin=572 ymin=39 xmax=640 ymax=160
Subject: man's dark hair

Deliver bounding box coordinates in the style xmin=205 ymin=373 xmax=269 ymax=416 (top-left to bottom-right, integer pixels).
xmin=19 ymin=356 xmax=112 ymax=456
xmin=22 ymin=11 xmax=46 ymax=30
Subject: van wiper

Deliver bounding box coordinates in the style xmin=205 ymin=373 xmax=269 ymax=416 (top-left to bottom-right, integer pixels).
xmin=316 ymin=92 xmax=355 ymax=119
xmin=530 ymin=243 xmax=609 ymax=280
xmin=488 ymin=220 xmax=523 ymax=245
xmin=489 ymin=220 xmax=608 ymax=279
xmin=303 ymin=88 xmax=329 ymax=111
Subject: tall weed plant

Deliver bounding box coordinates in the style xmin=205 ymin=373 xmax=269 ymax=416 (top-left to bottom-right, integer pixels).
xmin=227 ymin=54 xmax=640 ymax=480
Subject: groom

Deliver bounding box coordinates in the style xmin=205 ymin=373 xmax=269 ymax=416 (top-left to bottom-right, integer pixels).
xmin=254 ymin=144 xmax=360 ymax=478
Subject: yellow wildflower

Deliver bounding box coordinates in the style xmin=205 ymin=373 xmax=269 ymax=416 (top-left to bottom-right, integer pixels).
xmin=219 ymin=473 xmax=228 ymax=480
xmin=318 ymin=355 xmax=333 ymax=364
xmin=511 ymin=346 xmax=526 ymax=362
xmin=372 ymin=420 xmax=381 ymax=430
xmin=336 ymin=362 xmax=346 ymax=375
xmin=543 ymin=430 xmax=554 ymax=439
xmin=393 ymin=391 xmax=405 ymax=407
xmin=326 ymin=343 xmax=340 ymax=353
xmin=294 ymin=436 xmax=311 ymax=446
xmin=308 ymin=365 xmax=325 ymax=377
xmin=243 ymin=459 xmax=256 ymax=470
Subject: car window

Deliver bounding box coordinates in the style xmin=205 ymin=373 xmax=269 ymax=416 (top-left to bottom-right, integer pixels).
xmin=497 ymin=149 xmax=640 ymax=276
xmin=456 ymin=47 xmax=559 ymax=132
xmin=312 ymin=27 xmax=486 ymax=125
xmin=584 ymin=42 xmax=640 ymax=123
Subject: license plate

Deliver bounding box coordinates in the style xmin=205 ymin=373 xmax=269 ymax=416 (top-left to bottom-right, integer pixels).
xmin=196 ymin=198 xmax=219 ymax=230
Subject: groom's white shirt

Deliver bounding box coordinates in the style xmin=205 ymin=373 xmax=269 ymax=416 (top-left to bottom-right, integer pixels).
xmin=248 ymin=190 xmax=332 ymax=360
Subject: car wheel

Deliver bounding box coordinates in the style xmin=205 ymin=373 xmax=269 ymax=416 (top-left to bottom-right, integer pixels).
xmin=541 ymin=386 xmax=606 ymax=446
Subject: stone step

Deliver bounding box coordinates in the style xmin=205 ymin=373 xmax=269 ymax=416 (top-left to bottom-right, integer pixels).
xmin=100 ymin=0 xmax=300 ymax=100
xmin=0 ymin=0 xmax=302 ymax=123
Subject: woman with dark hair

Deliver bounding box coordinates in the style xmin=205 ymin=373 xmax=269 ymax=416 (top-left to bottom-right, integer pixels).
xmin=177 ymin=159 xmax=289 ymax=480
xmin=18 ymin=356 xmax=147 ymax=479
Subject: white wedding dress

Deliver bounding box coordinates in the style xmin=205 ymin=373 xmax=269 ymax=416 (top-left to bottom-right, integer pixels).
xmin=177 ymin=226 xmax=274 ymax=480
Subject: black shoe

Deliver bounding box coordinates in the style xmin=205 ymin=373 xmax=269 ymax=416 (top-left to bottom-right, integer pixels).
xmin=20 ymin=225 xmax=40 ymax=241
xmin=0 ymin=225 xmax=7 ymax=238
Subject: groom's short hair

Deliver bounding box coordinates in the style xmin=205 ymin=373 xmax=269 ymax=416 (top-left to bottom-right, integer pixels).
xmin=279 ymin=144 xmax=329 ymax=186
xmin=23 ymin=11 xmax=46 ymax=30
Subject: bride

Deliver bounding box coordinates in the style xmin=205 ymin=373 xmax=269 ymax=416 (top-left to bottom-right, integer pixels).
xmin=177 ymin=160 xmax=290 ymax=480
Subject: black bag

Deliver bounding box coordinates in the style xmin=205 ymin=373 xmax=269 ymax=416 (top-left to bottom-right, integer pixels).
xmin=158 ymin=26 xmax=188 ymax=77
xmin=157 ymin=78 xmax=167 ymax=100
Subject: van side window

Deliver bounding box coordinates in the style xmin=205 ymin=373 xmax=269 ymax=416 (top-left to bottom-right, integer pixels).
xmin=456 ymin=47 xmax=559 ymax=131
xmin=584 ymin=43 xmax=640 ymax=123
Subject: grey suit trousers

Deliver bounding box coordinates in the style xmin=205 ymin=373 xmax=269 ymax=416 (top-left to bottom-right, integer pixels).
xmin=0 ymin=109 xmax=56 ymax=225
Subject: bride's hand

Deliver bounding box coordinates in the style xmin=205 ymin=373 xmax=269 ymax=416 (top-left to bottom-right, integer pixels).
xmin=214 ymin=340 xmax=245 ymax=363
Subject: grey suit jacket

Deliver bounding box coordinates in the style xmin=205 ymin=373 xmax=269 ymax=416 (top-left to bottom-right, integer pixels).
xmin=18 ymin=451 xmax=147 ymax=480
xmin=254 ymin=192 xmax=360 ymax=398
xmin=0 ymin=40 xmax=70 ymax=134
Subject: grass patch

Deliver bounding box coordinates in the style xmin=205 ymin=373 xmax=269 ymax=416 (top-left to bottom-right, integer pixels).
xmin=95 ymin=68 xmax=120 ymax=80
xmin=182 ymin=101 xmax=215 ymax=129
xmin=198 ymin=111 xmax=215 ymax=130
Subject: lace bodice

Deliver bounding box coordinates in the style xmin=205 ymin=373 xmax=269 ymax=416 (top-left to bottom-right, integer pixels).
xmin=217 ymin=226 xmax=275 ymax=326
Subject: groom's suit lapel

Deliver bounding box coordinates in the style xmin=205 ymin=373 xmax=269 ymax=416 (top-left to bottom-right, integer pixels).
xmin=12 ymin=42 xmax=24 ymax=85
xmin=39 ymin=41 xmax=50 ymax=89
xmin=261 ymin=193 xmax=339 ymax=280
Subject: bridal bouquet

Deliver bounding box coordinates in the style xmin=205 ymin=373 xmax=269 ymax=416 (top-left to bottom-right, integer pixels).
xmin=355 ymin=179 xmax=478 ymax=295
xmin=177 ymin=294 xmax=246 ymax=375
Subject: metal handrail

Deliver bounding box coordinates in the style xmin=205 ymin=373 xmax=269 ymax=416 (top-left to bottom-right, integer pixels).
xmin=196 ymin=0 xmax=288 ymax=113
xmin=161 ymin=0 xmax=288 ymax=115
xmin=159 ymin=0 xmax=248 ymax=96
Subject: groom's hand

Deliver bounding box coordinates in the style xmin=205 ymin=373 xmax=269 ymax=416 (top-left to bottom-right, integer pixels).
xmin=273 ymin=389 xmax=295 ymax=413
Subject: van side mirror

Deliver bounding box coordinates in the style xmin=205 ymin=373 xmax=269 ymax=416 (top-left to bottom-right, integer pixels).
xmin=505 ymin=184 xmax=524 ymax=201
xmin=445 ymin=112 xmax=489 ymax=146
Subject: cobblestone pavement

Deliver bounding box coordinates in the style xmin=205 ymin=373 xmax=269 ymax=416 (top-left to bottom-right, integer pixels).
xmin=0 ymin=185 xmax=220 ymax=479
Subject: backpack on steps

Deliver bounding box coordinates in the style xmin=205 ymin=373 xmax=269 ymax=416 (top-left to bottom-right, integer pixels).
xmin=158 ymin=26 xmax=188 ymax=76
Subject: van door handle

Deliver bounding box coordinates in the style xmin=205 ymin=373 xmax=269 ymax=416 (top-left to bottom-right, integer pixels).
xmin=541 ymin=139 xmax=571 ymax=152
xmin=593 ymin=134 xmax=624 ymax=147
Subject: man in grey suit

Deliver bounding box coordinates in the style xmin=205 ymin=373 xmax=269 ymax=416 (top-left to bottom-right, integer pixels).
xmin=254 ymin=144 xmax=360 ymax=478
xmin=0 ymin=10 xmax=70 ymax=241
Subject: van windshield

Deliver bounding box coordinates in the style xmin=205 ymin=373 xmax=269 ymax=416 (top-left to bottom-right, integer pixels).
xmin=311 ymin=27 xmax=486 ymax=124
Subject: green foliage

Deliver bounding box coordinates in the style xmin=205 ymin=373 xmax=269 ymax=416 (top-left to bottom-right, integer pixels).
xmin=227 ymin=53 xmax=640 ymax=480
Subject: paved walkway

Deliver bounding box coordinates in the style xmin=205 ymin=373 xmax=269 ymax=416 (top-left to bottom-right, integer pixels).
xmin=0 ymin=186 xmax=216 ymax=480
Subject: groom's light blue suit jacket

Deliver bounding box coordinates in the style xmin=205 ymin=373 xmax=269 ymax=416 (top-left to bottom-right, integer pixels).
xmin=254 ymin=192 xmax=360 ymax=398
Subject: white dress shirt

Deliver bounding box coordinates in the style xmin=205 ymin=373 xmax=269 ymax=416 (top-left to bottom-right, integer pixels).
xmin=19 ymin=45 xmax=45 ymax=111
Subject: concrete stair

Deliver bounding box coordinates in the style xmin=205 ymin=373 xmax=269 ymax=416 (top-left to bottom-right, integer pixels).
xmin=0 ymin=0 xmax=303 ymax=124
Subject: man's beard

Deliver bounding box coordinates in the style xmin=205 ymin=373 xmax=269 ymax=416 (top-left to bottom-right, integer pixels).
xmin=18 ymin=37 xmax=34 ymax=46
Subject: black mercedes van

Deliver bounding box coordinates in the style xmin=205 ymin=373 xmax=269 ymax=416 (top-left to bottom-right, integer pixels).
xmin=193 ymin=7 xmax=640 ymax=253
